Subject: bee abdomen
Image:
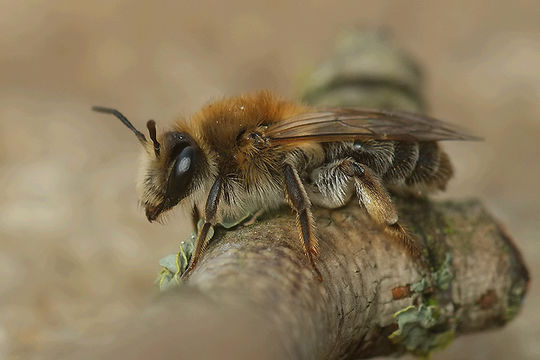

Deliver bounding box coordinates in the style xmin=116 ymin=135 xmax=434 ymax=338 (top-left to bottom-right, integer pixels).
xmin=428 ymin=150 xmax=453 ymax=190
xmin=404 ymin=142 xmax=453 ymax=190
xmin=405 ymin=142 xmax=439 ymax=186
xmin=323 ymin=140 xmax=453 ymax=193
xmin=351 ymin=140 xmax=395 ymax=175
xmin=383 ymin=141 xmax=420 ymax=183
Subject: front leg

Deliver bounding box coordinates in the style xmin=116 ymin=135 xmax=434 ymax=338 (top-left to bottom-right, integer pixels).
xmin=283 ymin=164 xmax=322 ymax=281
xmin=184 ymin=177 xmax=223 ymax=277
xmin=191 ymin=204 xmax=201 ymax=232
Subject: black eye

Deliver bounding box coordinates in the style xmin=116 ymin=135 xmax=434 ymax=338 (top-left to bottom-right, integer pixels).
xmin=166 ymin=145 xmax=197 ymax=202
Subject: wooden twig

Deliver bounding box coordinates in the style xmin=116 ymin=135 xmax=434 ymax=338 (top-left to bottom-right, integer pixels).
xmin=181 ymin=198 xmax=529 ymax=359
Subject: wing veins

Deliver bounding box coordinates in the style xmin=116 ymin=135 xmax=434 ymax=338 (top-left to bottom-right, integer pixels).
xmin=266 ymin=109 xmax=480 ymax=143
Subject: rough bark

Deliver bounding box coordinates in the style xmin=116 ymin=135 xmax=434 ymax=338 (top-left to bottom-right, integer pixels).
xmin=182 ymin=198 xmax=529 ymax=359
xmin=63 ymin=198 xmax=529 ymax=360
xmin=58 ymin=31 xmax=529 ymax=360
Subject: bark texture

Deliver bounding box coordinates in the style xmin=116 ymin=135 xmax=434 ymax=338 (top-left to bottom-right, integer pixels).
xmin=184 ymin=198 xmax=529 ymax=359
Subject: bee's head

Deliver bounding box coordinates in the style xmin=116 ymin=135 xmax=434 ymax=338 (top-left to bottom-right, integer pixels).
xmin=140 ymin=129 xmax=207 ymax=222
xmin=92 ymin=107 xmax=206 ymax=222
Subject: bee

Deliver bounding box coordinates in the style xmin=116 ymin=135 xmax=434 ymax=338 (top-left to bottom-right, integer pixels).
xmin=93 ymin=91 xmax=478 ymax=281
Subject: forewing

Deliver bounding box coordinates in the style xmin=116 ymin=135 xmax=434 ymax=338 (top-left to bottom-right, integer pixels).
xmin=266 ymin=109 xmax=480 ymax=143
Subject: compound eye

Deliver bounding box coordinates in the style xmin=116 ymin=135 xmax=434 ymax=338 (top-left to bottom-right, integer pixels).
xmin=167 ymin=146 xmax=196 ymax=202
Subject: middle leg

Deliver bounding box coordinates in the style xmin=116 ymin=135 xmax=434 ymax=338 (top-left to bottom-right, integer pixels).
xmin=283 ymin=163 xmax=322 ymax=281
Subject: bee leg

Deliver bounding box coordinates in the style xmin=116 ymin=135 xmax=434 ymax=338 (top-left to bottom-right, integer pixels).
xmin=183 ymin=177 xmax=223 ymax=278
xmin=306 ymin=159 xmax=355 ymax=209
xmin=283 ymin=164 xmax=322 ymax=281
xmin=342 ymin=161 xmax=425 ymax=262
xmin=242 ymin=208 xmax=265 ymax=226
xmin=191 ymin=204 xmax=200 ymax=232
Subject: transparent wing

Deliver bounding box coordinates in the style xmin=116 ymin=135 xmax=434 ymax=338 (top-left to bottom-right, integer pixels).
xmin=266 ymin=108 xmax=480 ymax=143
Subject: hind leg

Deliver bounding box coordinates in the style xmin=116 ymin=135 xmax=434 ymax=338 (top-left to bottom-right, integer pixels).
xmin=308 ymin=158 xmax=424 ymax=261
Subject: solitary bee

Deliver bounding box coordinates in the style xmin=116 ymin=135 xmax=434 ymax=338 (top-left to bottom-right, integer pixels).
xmin=93 ymin=91 xmax=477 ymax=280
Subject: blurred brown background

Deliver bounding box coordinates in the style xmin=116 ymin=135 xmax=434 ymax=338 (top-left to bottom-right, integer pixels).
xmin=0 ymin=0 xmax=539 ymax=359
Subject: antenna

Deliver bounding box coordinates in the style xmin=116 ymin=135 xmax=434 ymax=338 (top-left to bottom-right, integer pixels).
xmin=146 ymin=120 xmax=161 ymax=157
xmin=92 ymin=106 xmax=147 ymax=144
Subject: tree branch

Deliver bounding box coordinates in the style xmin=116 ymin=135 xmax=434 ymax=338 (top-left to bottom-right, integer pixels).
xmin=63 ymin=198 xmax=528 ymax=360
xmin=181 ymin=198 xmax=529 ymax=359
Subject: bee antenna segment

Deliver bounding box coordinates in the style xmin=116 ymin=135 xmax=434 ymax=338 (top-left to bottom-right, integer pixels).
xmin=146 ymin=120 xmax=161 ymax=157
xmin=92 ymin=106 xmax=147 ymax=144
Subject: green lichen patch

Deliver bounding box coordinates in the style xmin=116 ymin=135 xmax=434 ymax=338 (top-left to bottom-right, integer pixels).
xmin=389 ymin=305 xmax=455 ymax=357
xmin=155 ymin=256 xmax=180 ymax=291
xmin=411 ymin=253 xmax=454 ymax=295
xmin=411 ymin=278 xmax=430 ymax=293
xmin=392 ymin=254 xmax=456 ymax=357
xmin=434 ymin=253 xmax=454 ymax=291
xmin=156 ymin=211 xmax=260 ymax=291
xmin=504 ymin=278 xmax=529 ymax=322
xmin=155 ymin=222 xmax=212 ymax=291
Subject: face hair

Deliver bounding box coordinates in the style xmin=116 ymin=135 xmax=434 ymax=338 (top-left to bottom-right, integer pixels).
xmin=92 ymin=106 xmax=147 ymax=144
xmin=146 ymin=120 xmax=161 ymax=157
